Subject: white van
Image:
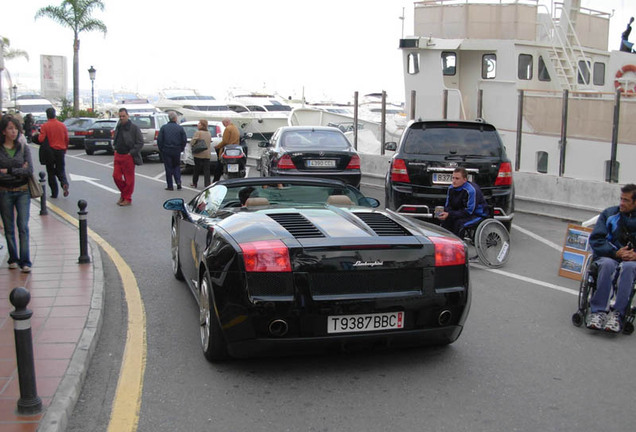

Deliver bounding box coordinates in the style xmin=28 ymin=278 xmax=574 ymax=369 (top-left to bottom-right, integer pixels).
xmin=14 ymin=95 xmax=54 ymax=118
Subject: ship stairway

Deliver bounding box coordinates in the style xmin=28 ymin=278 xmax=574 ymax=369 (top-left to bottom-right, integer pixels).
xmin=541 ymin=2 xmax=592 ymax=91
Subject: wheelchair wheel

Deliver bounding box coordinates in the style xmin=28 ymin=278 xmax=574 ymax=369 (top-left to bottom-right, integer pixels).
xmin=572 ymin=311 xmax=584 ymax=327
xmin=474 ymin=219 xmax=511 ymax=268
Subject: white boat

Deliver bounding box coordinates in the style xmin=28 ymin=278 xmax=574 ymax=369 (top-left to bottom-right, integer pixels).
xmin=154 ymin=88 xmax=252 ymax=131
xmin=399 ymin=0 xmax=636 ymax=186
xmin=227 ymin=93 xmax=293 ymax=140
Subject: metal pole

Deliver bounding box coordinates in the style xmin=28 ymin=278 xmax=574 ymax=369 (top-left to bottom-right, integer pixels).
xmin=38 ymin=171 xmax=48 ymax=215
xmin=609 ymin=89 xmax=621 ymax=183
xmin=91 ymin=80 xmax=95 ymax=112
xmin=353 ymin=91 xmax=358 ymax=151
xmin=515 ymin=90 xmax=524 ymax=172
xmin=78 ymin=200 xmax=90 ymax=264
xmin=380 ymin=91 xmax=387 ymax=156
xmin=410 ymin=90 xmax=416 ymax=121
xmin=10 ymin=287 xmax=42 ymax=415
xmin=477 ymin=89 xmax=483 ymax=119
xmin=559 ymin=89 xmax=569 ymax=177
xmin=443 ymin=89 xmax=448 ymax=119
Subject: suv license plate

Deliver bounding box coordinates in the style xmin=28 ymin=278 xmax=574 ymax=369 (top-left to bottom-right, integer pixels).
xmin=327 ymin=312 xmax=404 ymax=334
xmin=307 ymin=159 xmax=336 ymax=168
xmin=432 ymin=173 xmax=473 ymax=184
xmin=227 ymin=164 xmax=239 ymax=173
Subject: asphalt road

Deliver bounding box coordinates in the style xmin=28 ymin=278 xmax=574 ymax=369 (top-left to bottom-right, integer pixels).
xmin=44 ymin=147 xmax=636 ymax=432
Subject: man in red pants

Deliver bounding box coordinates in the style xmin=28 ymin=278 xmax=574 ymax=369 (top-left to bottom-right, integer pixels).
xmin=112 ymin=108 xmax=143 ymax=206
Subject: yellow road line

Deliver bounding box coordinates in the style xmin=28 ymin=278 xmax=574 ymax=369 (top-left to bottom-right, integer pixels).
xmin=47 ymin=202 xmax=146 ymax=431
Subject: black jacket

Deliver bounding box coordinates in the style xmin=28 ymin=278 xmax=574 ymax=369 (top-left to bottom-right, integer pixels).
xmin=0 ymin=140 xmax=34 ymax=188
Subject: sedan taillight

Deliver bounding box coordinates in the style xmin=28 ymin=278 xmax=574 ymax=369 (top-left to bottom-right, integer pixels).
xmin=494 ymin=162 xmax=513 ymax=186
xmin=430 ymin=236 xmax=466 ymax=266
xmin=240 ymin=240 xmax=292 ymax=272
xmin=346 ymin=154 xmax=361 ymax=169
xmin=277 ymin=154 xmax=296 ymax=169
xmin=390 ymin=158 xmax=410 ymax=183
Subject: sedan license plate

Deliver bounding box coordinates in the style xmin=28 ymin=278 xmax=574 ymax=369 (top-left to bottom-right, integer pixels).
xmin=432 ymin=173 xmax=473 ymax=184
xmin=227 ymin=164 xmax=239 ymax=173
xmin=327 ymin=311 xmax=404 ymax=334
xmin=306 ymin=159 xmax=336 ymax=168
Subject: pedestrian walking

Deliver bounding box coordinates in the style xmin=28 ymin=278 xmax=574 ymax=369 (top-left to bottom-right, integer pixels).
xmin=0 ymin=115 xmax=34 ymax=272
xmin=23 ymin=114 xmax=35 ymax=143
xmin=189 ymin=119 xmax=212 ymax=188
xmin=157 ymin=111 xmax=187 ymax=190
xmin=32 ymin=107 xmax=70 ymax=198
xmin=112 ymin=108 xmax=144 ymax=206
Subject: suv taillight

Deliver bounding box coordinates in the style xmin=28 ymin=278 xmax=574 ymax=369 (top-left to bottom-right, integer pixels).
xmin=494 ymin=162 xmax=513 ymax=186
xmin=390 ymin=158 xmax=410 ymax=183
xmin=346 ymin=154 xmax=361 ymax=169
xmin=277 ymin=154 xmax=296 ymax=169
xmin=154 ymin=130 xmax=159 ymax=140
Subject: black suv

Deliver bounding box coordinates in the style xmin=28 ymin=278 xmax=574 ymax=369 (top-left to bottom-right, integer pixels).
xmin=384 ymin=119 xmax=514 ymax=229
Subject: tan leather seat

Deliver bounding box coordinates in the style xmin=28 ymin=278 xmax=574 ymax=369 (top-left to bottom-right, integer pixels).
xmin=245 ymin=197 xmax=270 ymax=207
xmin=327 ymin=195 xmax=353 ymax=206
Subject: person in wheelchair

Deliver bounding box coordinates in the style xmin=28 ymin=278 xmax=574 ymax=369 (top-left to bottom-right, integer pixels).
xmin=587 ymin=183 xmax=636 ymax=332
xmin=437 ymin=167 xmax=490 ymax=238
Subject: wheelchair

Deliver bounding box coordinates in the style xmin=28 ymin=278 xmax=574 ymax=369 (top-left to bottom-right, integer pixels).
xmin=461 ymin=217 xmax=511 ymax=268
xmin=571 ymin=260 xmax=636 ymax=335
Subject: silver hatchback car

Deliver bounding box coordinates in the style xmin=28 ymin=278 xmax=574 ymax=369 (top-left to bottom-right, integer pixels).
xmin=129 ymin=112 xmax=170 ymax=158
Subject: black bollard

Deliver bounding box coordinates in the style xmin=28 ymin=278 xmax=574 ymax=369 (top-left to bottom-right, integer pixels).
xmin=9 ymin=287 xmax=42 ymax=415
xmin=38 ymin=171 xmax=48 ymax=215
xmin=78 ymin=200 xmax=90 ymax=264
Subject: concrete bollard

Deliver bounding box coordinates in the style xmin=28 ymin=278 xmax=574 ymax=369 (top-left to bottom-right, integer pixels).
xmin=38 ymin=171 xmax=48 ymax=215
xmin=9 ymin=287 xmax=42 ymax=415
xmin=78 ymin=200 xmax=90 ymax=264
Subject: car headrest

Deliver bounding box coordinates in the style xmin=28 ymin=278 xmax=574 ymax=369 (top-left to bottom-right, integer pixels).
xmin=327 ymin=195 xmax=353 ymax=206
xmin=245 ymin=197 xmax=270 ymax=207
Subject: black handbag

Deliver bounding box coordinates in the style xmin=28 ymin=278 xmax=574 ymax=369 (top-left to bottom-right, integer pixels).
xmin=191 ymin=139 xmax=207 ymax=154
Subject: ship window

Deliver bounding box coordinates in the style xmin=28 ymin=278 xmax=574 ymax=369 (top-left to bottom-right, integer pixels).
xmin=441 ymin=52 xmax=456 ymax=76
xmin=518 ymin=54 xmax=533 ymax=80
xmin=578 ymin=60 xmax=591 ymax=85
xmin=407 ymin=53 xmax=419 ymax=75
xmin=593 ymin=62 xmax=605 ymax=86
xmin=538 ymin=56 xmax=551 ymax=82
xmin=481 ymin=54 xmax=496 ymax=79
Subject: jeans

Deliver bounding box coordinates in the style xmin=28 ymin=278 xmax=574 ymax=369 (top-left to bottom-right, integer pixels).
xmin=591 ymin=257 xmax=636 ymax=316
xmin=0 ymin=190 xmax=31 ymax=267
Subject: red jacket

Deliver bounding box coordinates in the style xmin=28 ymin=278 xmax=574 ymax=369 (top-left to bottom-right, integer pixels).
xmin=38 ymin=118 xmax=69 ymax=151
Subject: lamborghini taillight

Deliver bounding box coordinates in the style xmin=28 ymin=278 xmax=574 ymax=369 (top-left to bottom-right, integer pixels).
xmin=430 ymin=236 xmax=466 ymax=266
xmin=240 ymin=240 xmax=292 ymax=272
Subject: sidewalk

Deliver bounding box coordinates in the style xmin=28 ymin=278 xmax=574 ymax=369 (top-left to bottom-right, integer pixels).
xmin=0 ymin=202 xmax=103 ymax=432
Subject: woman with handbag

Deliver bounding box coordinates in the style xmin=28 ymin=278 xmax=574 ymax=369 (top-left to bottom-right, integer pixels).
xmin=189 ymin=119 xmax=213 ymax=188
xmin=0 ymin=115 xmax=34 ymax=272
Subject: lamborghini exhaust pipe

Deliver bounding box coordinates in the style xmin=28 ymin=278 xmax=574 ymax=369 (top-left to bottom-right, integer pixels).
xmin=438 ymin=310 xmax=452 ymax=326
xmin=268 ymin=319 xmax=289 ymax=337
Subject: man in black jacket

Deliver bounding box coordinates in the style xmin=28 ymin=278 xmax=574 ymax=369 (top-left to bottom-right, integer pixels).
xmin=588 ymin=183 xmax=636 ymax=332
xmin=112 ymin=108 xmax=144 ymax=206
xmin=157 ymin=111 xmax=187 ymax=190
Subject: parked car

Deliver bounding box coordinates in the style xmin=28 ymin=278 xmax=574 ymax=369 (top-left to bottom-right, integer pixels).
xmin=33 ymin=116 xmax=47 ymax=134
xmin=384 ymin=119 xmax=514 ymax=230
xmin=84 ymin=119 xmax=119 ymax=155
xmin=179 ymin=120 xmax=224 ymax=174
xmin=258 ymin=126 xmax=361 ymax=188
xmin=163 ymin=176 xmax=470 ymax=361
xmin=66 ymin=117 xmax=98 ymax=149
xmin=128 ymin=112 xmax=170 ymax=158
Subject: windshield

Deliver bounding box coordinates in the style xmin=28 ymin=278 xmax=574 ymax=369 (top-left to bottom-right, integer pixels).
xmin=281 ymin=129 xmax=351 ymax=151
xmin=403 ymin=124 xmax=502 ymax=157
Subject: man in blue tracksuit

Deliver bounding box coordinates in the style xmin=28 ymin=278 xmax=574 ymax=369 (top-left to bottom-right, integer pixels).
xmin=588 ymin=183 xmax=636 ymax=333
xmin=438 ymin=167 xmax=489 ymax=237
xmin=157 ymin=111 xmax=187 ymax=190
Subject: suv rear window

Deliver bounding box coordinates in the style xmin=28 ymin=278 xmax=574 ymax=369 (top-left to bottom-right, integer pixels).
xmin=403 ymin=123 xmax=502 ymax=157
xmin=130 ymin=115 xmax=168 ymax=129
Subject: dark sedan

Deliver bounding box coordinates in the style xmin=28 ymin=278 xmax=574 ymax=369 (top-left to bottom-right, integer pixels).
xmin=66 ymin=117 xmax=98 ymax=149
xmin=85 ymin=119 xmax=118 ymax=155
xmin=258 ymin=126 xmax=362 ymax=188
xmin=163 ymin=177 xmax=470 ymax=361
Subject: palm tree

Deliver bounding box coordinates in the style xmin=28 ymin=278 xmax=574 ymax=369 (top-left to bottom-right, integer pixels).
xmin=0 ymin=37 xmax=29 ymax=112
xmin=35 ymin=0 xmax=107 ymax=114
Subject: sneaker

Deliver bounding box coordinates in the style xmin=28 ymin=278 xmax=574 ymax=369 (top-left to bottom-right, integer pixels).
xmin=604 ymin=311 xmax=622 ymax=333
xmin=21 ymin=266 xmax=31 ymax=273
xmin=586 ymin=312 xmax=607 ymax=330
xmin=8 ymin=262 xmax=18 ymax=269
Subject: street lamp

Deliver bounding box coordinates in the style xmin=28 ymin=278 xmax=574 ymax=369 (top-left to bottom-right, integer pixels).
xmin=11 ymin=85 xmax=17 ymax=105
xmin=88 ymin=66 xmax=96 ymax=112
